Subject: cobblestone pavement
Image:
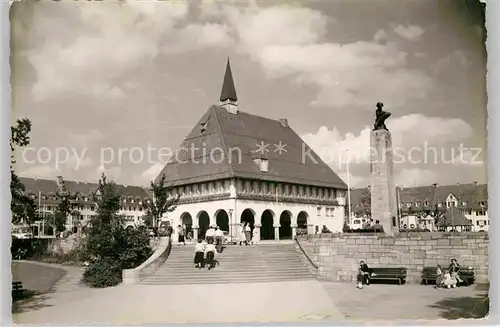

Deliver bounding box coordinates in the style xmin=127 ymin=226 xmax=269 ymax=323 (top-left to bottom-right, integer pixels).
xmin=13 ymin=280 xmax=344 ymax=324
xmin=321 ymin=281 xmax=491 ymax=323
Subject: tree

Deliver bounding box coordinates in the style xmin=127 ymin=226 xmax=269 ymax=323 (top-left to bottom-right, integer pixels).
xmin=54 ymin=177 xmax=79 ymax=232
xmin=359 ymin=188 xmax=371 ymax=218
xmin=83 ymin=174 xmax=152 ymax=288
xmin=10 ymin=118 xmax=38 ymax=225
xmin=143 ymin=174 xmax=179 ymax=231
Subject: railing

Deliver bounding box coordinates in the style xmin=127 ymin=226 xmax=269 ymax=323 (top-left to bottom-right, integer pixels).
xmin=294 ymin=237 xmax=318 ymax=270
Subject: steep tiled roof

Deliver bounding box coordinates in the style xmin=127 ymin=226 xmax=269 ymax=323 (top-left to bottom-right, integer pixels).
xmin=156 ymin=105 xmax=347 ymax=189
xmin=18 ymin=177 xmax=149 ymax=200
xmin=349 ymin=183 xmax=488 ymax=213
xmin=437 ymin=206 xmax=472 ymax=226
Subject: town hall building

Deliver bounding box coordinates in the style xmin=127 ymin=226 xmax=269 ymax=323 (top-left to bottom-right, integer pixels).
xmin=158 ymin=60 xmax=348 ymax=242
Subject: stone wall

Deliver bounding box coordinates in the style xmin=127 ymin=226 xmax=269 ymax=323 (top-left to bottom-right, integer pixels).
xmin=296 ymin=232 xmax=489 ymax=284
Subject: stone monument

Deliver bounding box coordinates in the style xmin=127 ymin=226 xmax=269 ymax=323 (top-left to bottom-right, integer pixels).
xmin=370 ymin=102 xmax=398 ymax=235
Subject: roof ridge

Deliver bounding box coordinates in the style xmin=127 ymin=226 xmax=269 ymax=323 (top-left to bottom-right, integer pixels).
xmin=211 ymin=105 xmax=235 ymax=177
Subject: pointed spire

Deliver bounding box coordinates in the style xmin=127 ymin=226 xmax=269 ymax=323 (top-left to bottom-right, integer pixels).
xmin=220 ymin=58 xmax=238 ymax=102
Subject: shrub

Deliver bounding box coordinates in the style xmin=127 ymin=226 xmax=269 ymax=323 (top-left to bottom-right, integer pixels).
xmin=11 ymin=238 xmax=52 ymax=260
xmin=82 ymin=258 xmax=122 ymax=288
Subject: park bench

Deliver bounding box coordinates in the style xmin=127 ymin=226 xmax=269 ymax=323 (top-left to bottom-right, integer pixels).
xmin=369 ymin=267 xmax=407 ymax=285
xmin=421 ymin=266 xmax=475 ymax=286
xmin=12 ymin=281 xmax=26 ymax=299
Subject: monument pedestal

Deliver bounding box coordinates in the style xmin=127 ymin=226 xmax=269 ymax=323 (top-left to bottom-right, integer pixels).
xmin=370 ymin=129 xmax=398 ymax=235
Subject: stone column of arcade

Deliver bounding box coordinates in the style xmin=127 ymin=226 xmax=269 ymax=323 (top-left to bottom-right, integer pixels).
xmin=274 ymin=223 xmax=280 ymax=241
xmin=254 ymin=223 xmax=261 ymax=242
xmin=193 ymin=225 xmax=199 ymax=241
xmin=307 ymin=224 xmax=315 ymax=235
xmin=291 ymin=223 xmax=297 ymax=240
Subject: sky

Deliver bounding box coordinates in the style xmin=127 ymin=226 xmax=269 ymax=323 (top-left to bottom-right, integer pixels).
xmin=11 ymin=0 xmax=487 ymax=188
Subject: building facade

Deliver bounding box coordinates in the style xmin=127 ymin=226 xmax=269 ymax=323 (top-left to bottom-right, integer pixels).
xmin=18 ymin=176 xmax=150 ymax=234
xmin=347 ymin=182 xmax=488 ymax=232
xmin=157 ymin=60 xmax=348 ymax=241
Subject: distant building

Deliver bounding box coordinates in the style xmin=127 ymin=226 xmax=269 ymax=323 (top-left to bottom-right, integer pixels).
xmin=156 ymin=59 xmax=348 ymax=241
xmin=347 ymin=182 xmax=488 ymax=232
xmin=18 ymin=176 xmax=150 ymax=234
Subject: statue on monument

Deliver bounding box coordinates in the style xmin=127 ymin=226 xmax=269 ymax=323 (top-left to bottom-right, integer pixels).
xmin=373 ymin=102 xmax=391 ymax=131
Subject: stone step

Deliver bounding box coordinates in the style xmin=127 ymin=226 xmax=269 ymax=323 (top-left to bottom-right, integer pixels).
xmin=142 ymin=274 xmax=314 ymax=285
xmin=154 ymin=265 xmax=311 ymax=275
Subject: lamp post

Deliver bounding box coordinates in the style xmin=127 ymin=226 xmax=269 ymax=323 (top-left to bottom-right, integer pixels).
xmin=346 ymin=149 xmax=352 ymax=224
xmin=228 ymin=209 xmax=233 ymax=244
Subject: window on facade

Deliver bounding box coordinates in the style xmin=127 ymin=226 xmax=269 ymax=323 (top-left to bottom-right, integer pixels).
xmin=268 ymin=183 xmax=275 ymax=194
xmin=224 ymin=180 xmax=230 ymax=192
xmin=261 ymin=181 xmax=267 ymax=194
xmin=291 ymin=185 xmax=297 ymax=196
xmin=284 ymin=184 xmax=289 ymax=195
xmin=437 ymin=203 xmax=443 ymax=208
xmin=298 ymin=186 xmax=304 ymax=196
xmin=318 ymin=188 xmax=323 ymax=198
xmin=423 ymin=200 xmax=429 ymax=206
xmin=415 ymin=201 xmax=421 ymax=206
xmin=477 ymin=210 xmax=486 ymax=216
xmin=305 ymin=186 xmax=310 ymax=197
xmin=406 ymin=203 xmax=411 ymax=208
xmin=316 ymin=206 xmax=322 ymax=216
xmin=480 ymin=201 xmax=486 ymax=207
xmin=354 ymin=219 xmax=360 ymax=224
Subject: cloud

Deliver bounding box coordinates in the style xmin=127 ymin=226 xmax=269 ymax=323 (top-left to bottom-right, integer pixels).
xmin=96 ymin=164 xmax=122 ymax=181
xmin=393 ymin=24 xmax=424 ymax=41
xmin=301 ymin=114 xmax=475 ymax=187
xmin=301 ymin=114 xmax=474 ymax=168
xmin=139 ymin=163 xmax=164 ymax=183
xmin=201 ymin=3 xmax=433 ymax=109
xmin=26 ymin=1 xmax=190 ymax=101
xmin=394 ymin=168 xmax=439 ymax=187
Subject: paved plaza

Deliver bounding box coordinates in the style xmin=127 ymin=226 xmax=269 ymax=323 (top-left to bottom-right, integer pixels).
xmin=12 ymin=261 xmax=490 ymax=324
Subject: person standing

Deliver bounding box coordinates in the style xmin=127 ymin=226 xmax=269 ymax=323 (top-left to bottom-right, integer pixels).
xmin=245 ymin=223 xmax=251 ymax=244
xmin=205 ymin=225 xmax=216 ymax=243
xmin=193 ymin=239 xmax=205 ymax=269
xmin=177 ymin=224 xmax=186 ymax=246
xmin=204 ymin=239 xmax=217 ymax=270
xmin=215 ymin=226 xmax=224 ymax=253
xmin=251 ymin=226 xmax=259 ymax=245
xmin=239 ymin=223 xmax=248 ymax=246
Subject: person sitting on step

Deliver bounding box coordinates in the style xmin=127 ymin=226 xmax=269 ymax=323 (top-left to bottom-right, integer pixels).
xmin=204 ymin=239 xmax=217 ymax=270
xmin=193 ymin=239 xmax=205 ymax=269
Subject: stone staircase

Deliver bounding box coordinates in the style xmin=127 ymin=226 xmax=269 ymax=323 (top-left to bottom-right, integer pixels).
xmin=141 ymin=243 xmax=315 ymax=285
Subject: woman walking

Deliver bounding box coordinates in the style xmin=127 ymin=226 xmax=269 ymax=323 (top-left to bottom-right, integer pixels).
xmin=177 ymin=225 xmax=186 ymax=246
xmin=239 ymin=223 xmax=248 ymax=246
xmin=245 ymin=223 xmax=251 ymax=244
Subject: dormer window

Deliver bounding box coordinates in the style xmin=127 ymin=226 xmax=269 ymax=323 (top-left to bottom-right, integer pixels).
xmin=253 ymin=158 xmax=268 ymax=172
xmin=424 ymin=200 xmax=430 ymax=206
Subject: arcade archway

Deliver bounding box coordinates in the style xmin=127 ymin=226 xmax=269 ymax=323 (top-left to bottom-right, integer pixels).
xmin=279 ymin=210 xmax=292 ymax=239
xmin=240 ymin=209 xmax=255 ymax=227
xmin=216 ymin=209 xmax=229 ymax=232
xmin=197 ymin=211 xmax=210 ymax=239
xmin=181 ymin=212 xmax=193 ymax=238
xmin=297 ymin=211 xmax=309 ymax=235
xmin=261 ymin=209 xmax=275 ymax=240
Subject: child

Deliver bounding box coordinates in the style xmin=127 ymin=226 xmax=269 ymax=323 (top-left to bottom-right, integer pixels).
xmin=442 ymin=271 xmax=457 ymax=289
xmin=193 ymin=239 xmax=205 ymax=269
xmin=435 ymin=265 xmax=444 ymax=289
xmin=204 ymin=239 xmax=217 ymax=270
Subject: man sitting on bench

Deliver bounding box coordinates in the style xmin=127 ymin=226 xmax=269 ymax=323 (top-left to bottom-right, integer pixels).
xmin=356 ymin=261 xmax=375 ymax=289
